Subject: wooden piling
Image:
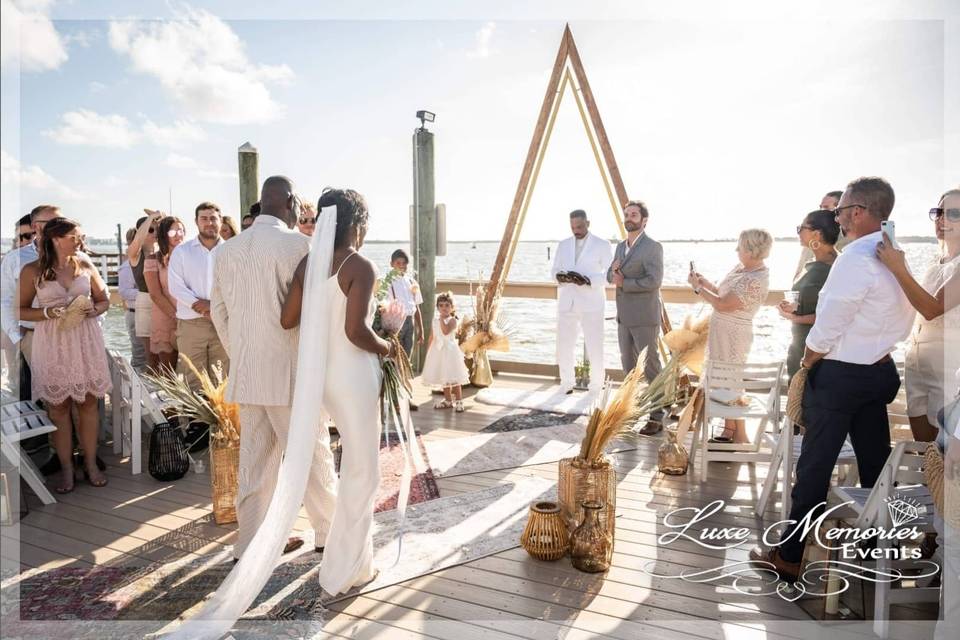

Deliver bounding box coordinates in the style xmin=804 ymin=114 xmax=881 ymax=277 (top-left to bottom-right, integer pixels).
xmin=238 ymin=142 xmax=259 ymax=216
xmin=412 ymin=128 xmax=436 ymax=371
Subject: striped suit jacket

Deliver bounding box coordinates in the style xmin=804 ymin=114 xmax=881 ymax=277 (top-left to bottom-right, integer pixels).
xmin=210 ymin=215 xmax=310 ymax=406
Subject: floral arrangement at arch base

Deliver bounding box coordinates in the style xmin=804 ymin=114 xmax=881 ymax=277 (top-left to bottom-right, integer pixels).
xmin=457 ymin=274 xmax=512 ymax=387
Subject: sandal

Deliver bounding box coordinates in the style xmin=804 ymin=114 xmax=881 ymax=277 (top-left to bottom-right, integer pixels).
xmin=433 ymin=399 xmax=453 ymax=409
xmin=83 ymin=466 xmax=108 ymax=488
xmin=454 ymin=401 xmax=465 ymax=413
xmin=54 ymin=467 xmax=75 ymax=494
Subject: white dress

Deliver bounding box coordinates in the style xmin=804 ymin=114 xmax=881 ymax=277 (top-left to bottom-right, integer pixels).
xmin=421 ymin=315 xmax=470 ymax=387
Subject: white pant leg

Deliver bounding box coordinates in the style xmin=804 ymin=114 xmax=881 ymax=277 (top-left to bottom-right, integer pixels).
xmin=580 ymin=310 xmax=605 ymax=391
xmin=317 ymin=386 xmax=381 ymax=595
xmin=557 ymin=311 xmax=581 ymax=390
xmin=234 ymin=404 xmax=280 ymax=559
xmin=265 ymin=404 xmax=339 ymax=548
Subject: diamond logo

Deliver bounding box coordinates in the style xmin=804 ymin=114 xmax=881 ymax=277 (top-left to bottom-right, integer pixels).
xmin=886 ymin=497 xmax=919 ymax=528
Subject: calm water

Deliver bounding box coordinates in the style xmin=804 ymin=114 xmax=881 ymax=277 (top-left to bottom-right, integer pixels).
xmin=97 ymin=239 xmax=938 ymax=369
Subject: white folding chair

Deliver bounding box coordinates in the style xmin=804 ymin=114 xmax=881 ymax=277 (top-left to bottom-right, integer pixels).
xmin=824 ymin=441 xmax=939 ymax=638
xmin=1 ymin=401 xmax=57 ymax=504
xmin=108 ymin=350 xmax=168 ymax=475
xmin=695 ymin=360 xmax=784 ymax=482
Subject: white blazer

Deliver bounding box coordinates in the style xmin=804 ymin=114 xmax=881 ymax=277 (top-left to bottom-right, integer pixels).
xmin=550 ymin=232 xmax=614 ymax=313
xmin=210 ymin=216 xmax=310 ymax=406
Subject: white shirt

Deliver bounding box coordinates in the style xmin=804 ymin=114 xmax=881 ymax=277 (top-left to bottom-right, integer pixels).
xmin=166 ymin=235 xmax=223 ymax=320
xmin=117 ymin=259 xmax=139 ymax=308
xmin=574 ymin=236 xmax=587 ymax=263
xmin=387 ymin=273 xmax=423 ymax=318
xmin=806 ymin=230 xmax=915 ymax=364
xmin=0 ymin=242 xmax=39 ymax=343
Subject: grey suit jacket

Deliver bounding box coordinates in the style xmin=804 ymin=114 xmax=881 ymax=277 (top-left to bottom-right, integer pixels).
xmin=606 ymin=233 xmax=663 ymax=327
xmin=210 ymin=215 xmax=310 ymax=406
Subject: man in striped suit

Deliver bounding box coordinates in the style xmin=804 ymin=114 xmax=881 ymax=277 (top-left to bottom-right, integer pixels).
xmin=210 ymin=176 xmax=337 ymax=559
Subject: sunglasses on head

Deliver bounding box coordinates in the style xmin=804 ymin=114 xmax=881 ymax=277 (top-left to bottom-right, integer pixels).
xmin=929 ymin=207 xmax=960 ymax=222
xmin=299 ymin=216 xmax=317 ymax=225
xmin=18 ymin=232 xmax=35 ymax=242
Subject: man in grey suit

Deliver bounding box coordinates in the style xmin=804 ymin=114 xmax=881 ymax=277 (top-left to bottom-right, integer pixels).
xmin=607 ymin=200 xmax=665 ymax=434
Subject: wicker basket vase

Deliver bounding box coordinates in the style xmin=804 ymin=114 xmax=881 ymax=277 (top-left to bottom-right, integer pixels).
xmin=558 ymin=457 xmax=616 ymax=543
xmin=210 ymin=439 xmax=240 ymax=525
xmin=520 ymin=501 xmax=569 ymax=560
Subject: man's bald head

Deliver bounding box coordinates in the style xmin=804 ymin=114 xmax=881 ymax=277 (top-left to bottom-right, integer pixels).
xmin=260 ymin=175 xmax=298 ymax=228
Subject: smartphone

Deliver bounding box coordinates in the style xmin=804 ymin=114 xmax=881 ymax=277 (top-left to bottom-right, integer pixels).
xmin=689 ymin=261 xmax=696 ymax=273
xmin=881 ymin=220 xmax=899 ymax=250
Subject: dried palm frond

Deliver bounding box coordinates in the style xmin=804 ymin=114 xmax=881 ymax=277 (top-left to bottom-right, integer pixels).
xmin=144 ymin=356 xmax=240 ymax=444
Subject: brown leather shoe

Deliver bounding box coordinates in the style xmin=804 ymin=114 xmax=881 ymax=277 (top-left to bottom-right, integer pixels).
xmin=749 ymin=547 xmax=800 ymax=582
xmin=283 ymin=537 xmax=305 ymax=554
xmin=637 ymin=420 xmax=663 ymax=436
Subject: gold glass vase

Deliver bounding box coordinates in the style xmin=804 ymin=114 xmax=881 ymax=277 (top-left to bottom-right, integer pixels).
xmin=569 ymin=500 xmax=612 ymax=572
xmin=470 ymin=348 xmax=493 ymax=387
xmin=520 ymin=501 xmax=569 ymax=560
xmin=658 ymin=429 xmax=689 ymax=475
xmin=558 ymin=456 xmax=616 ymax=541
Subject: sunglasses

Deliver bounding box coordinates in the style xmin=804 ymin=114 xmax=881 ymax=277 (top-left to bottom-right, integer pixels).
xmin=18 ymin=232 xmax=35 ymax=242
xmin=833 ymin=203 xmax=867 ymax=221
xmin=929 ymin=207 xmax=960 ymax=222
xmin=299 ymin=217 xmax=317 ymax=225
xmin=167 ymin=228 xmax=185 ymax=238
xmin=796 ymin=225 xmax=814 ymax=234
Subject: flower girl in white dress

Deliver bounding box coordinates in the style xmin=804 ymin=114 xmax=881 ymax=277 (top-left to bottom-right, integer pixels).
xmin=421 ymin=291 xmax=470 ymax=412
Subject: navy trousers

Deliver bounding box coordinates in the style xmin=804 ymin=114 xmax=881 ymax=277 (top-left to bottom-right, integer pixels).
xmin=778 ymin=358 xmax=900 ymax=562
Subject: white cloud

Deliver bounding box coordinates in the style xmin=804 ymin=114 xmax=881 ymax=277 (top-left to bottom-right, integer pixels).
xmin=467 ymin=22 xmax=496 ymax=59
xmin=0 ymin=0 xmax=68 ymax=72
xmin=1 ymin=148 xmax=81 ymax=198
xmin=108 ymin=8 xmax=294 ymax=124
xmin=88 ymin=80 xmax=107 ymax=93
xmin=164 ymin=153 xmax=235 ymax=179
xmin=42 ymin=109 xmax=141 ymax=148
xmin=43 ymin=110 xmax=208 ymax=149
xmin=142 ymin=119 xmax=206 ymax=148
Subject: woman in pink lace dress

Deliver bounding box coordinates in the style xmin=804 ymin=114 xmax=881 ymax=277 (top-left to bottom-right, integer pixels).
xmin=688 ymin=228 xmax=772 ymax=443
xmin=144 ymin=216 xmax=185 ymax=372
xmin=18 ymin=217 xmax=112 ymax=493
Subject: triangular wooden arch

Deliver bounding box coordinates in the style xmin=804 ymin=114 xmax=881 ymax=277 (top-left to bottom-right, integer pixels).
xmin=487 ymin=24 xmax=629 ymax=295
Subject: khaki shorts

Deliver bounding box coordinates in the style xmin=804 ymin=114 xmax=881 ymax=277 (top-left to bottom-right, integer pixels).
xmin=134 ymin=291 xmax=153 ymax=338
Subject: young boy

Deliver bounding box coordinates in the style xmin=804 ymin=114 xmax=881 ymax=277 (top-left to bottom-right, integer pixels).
xmin=386 ymin=248 xmax=424 ymax=362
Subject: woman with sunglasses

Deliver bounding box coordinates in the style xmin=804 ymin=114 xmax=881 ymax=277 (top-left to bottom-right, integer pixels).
xmin=778 ymin=210 xmax=841 ymax=381
xmin=127 ymin=210 xmax=164 ymax=369
xmin=297 ymin=201 xmax=317 ymax=236
xmin=18 ymin=218 xmax=112 ymax=492
xmin=877 ymin=188 xmax=960 ymax=441
xmin=144 ymin=216 xmax=187 ymax=372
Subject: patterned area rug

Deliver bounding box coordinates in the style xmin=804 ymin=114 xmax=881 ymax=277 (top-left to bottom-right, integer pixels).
xmin=424 ymin=423 xmax=636 ymax=478
xmin=482 ymin=409 xmax=584 ymax=433
xmin=474 ymin=386 xmax=598 ymax=415
xmin=5 ymin=476 xmax=556 ymax=625
xmin=334 ymin=431 xmax=440 ymax=513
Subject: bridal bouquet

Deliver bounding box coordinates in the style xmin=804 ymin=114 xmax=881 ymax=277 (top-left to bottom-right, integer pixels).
xmin=378 ymin=298 xmax=415 ymax=422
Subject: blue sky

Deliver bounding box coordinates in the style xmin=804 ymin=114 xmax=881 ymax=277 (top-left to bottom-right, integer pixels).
xmin=2 ymin=1 xmax=957 ymax=242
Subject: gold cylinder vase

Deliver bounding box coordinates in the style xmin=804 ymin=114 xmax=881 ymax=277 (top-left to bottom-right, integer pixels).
xmin=210 ymin=439 xmax=239 ymax=525
xmin=470 ymin=348 xmax=493 ymax=387
xmin=558 ymin=457 xmax=616 ymax=543
xmin=520 ymin=501 xmax=569 ymax=561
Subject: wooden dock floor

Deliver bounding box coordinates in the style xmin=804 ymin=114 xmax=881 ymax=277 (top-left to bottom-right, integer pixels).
xmin=1 ymin=373 xmax=940 ymax=639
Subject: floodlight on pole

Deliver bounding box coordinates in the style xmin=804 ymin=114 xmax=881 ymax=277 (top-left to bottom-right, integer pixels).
xmin=416 ymin=110 xmax=435 ymax=130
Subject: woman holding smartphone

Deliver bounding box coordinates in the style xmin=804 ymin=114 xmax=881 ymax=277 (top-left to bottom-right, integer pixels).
xmin=778 ymin=210 xmax=841 ymax=381
xmin=877 ymin=188 xmax=960 ymax=441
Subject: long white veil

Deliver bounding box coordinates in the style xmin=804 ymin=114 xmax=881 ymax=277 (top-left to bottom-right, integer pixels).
xmin=165 ymin=206 xmax=338 ymax=639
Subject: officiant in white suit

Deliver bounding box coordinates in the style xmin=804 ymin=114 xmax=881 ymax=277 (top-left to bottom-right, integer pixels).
xmin=550 ymin=209 xmax=614 ymax=393
xmin=210 ymin=176 xmax=337 ymax=561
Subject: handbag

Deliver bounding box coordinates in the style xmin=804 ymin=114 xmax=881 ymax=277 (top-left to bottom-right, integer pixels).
xmin=786 ymin=367 xmax=808 ymax=429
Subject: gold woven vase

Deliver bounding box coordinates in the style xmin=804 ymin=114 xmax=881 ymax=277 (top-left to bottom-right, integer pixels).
xmin=558 ymin=456 xmax=616 ymax=542
xmin=520 ymin=501 xmax=569 ymax=561
xmin=210 ymin=439 xmax=239 ymax=525
xmin=569 ymin=500 xmax=612 ymax=572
